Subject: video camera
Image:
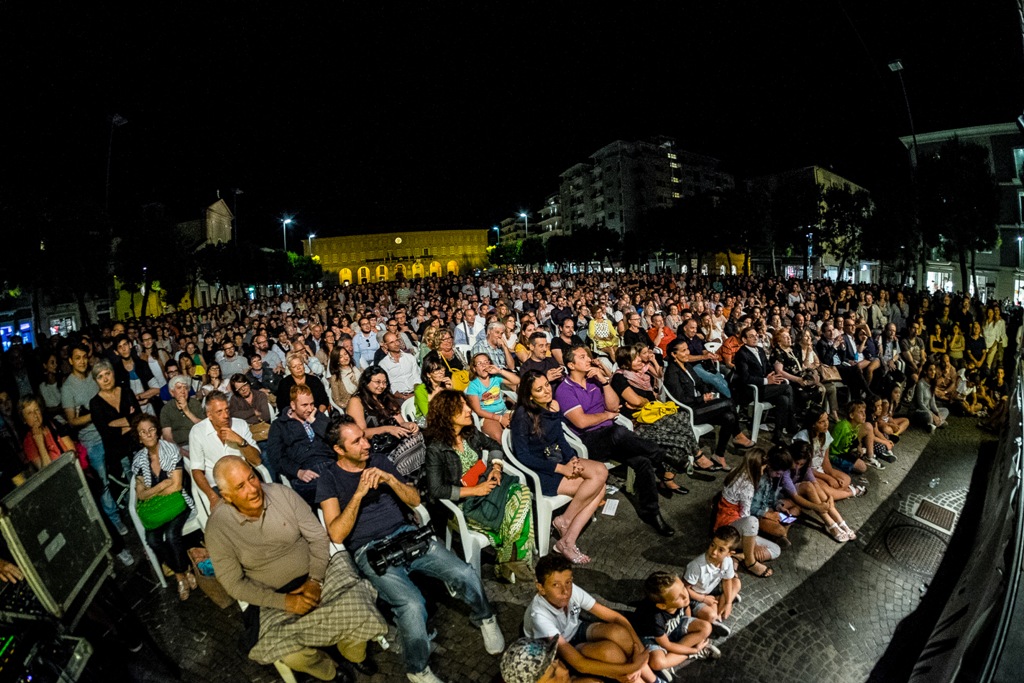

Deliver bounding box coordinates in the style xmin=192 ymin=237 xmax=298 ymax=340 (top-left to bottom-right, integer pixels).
xmin=365 ymin=526 xmax=434 ymax=576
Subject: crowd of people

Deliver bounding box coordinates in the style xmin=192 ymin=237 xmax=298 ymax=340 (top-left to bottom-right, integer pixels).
xmin=0 ymin=270 xmax=1019 ymax=682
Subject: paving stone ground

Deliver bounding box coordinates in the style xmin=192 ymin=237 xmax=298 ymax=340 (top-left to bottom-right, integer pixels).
xmin=116 ymin=413 xmax=994 ymax=682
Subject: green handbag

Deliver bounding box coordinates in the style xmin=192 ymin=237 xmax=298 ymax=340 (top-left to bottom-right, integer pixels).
xmin=136 ymin=492 xmax=188 ymax=530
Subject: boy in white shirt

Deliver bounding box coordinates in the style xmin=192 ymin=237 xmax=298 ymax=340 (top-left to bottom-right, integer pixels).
xmin=683 ymin=526 xmax=743 ymax=637
xmin=524 ymin=555 xmax=654 ymax=682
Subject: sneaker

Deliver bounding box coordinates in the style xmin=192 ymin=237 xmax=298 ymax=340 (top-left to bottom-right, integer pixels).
xmin=117 ymin=549 xmax=135 ymax=566
xmin=479 ymin=616 xmax=505 ymax=655
xmin=927 ymin=423 xmax=937 ymax=434
xmin=112 ymin=518 xmax=129 ymax=537
xmin=689 ymin=644 xmax=723 ymax=661
xmin=656 ymin=668 xmax=675 ymax=681
xmin=877 ymin=452 xmax=897 ymax=464
xmin=849 ymin=484 xmax=867 ymax=497
xmin=407 ymin=667 xmax=447 ymax=683
xmin=732 ymin=593 xmax=742 ymax=605
xmin=709 ymin=620 xmax=731 ymax=638
xmin=867 ymin=458 xmax=886 ymax=470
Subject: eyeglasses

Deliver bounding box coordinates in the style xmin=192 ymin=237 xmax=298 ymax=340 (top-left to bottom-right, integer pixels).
xmin=139 ymin=427 xmax=158 ymax=436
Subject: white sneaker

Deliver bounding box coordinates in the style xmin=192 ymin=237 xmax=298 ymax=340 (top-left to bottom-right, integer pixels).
xmin=112 ymin=518 xmax=129 ymax=536
xmin=479 ymin=616 xmax=505 ymax=654
xmin=407 ymin=666 xmax=447 ymax=683
xmin=117 ymin=549 xmax=135 ymax=566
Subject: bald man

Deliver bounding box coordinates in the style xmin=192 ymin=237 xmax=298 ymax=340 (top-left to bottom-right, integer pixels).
xmin=206 ymin=456 xmax=385 ymax=681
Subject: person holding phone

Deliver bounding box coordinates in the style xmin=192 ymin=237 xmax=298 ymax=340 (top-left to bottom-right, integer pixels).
xmin=712 ymin=448 xmax=781 ymax=578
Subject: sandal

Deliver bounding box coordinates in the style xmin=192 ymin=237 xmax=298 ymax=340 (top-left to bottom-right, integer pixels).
xmin=848 ymin=484 xmax=867 ymax=497
xmin=177 ymin=579 xmax=190 ymax=601
xmin=840 ymin=521 xmax=857 ymax=541
xmin=743 ymin=559 xmax=773 ymax=577
xmin=659 ymin=475 xmax=692 ymax=497
xmin=186 ymin=571 xmax=198 ymax=590
xmin=827 ymin=523 xmax=850 ymax=543
xmin=553 ymin=540 xmax=591 ymax=565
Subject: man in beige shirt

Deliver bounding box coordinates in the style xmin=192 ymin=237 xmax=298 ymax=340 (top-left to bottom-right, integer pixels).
xmin=206 ymin=456 xmax=385 ymax=681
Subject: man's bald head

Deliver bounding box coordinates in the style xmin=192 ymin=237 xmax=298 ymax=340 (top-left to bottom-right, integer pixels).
xmin=213 ymin=455 xmax=250 ymax=492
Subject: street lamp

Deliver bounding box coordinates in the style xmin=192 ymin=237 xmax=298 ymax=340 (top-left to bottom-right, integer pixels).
xmin=281 ymin=218 xmax=293 ymax=252
xmin=519 ymin=212 xmax=529 ymax=237
xmin=308 ymin=233 xmax=316 ymax=256
xmin=888 ymin=60 xmax=919 ymax=168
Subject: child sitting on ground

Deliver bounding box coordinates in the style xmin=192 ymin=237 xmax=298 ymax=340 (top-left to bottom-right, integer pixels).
xmin=635 ymin=571 xmax=720 ymax=680
xmin=525 ymin=553 xmax=655 ymax=683
xmin=878 ymin=397 xmax=909 ymax=441
xmin=500 ymin=636 xmax=602 ymax=683
xmin=829 ymin=401 xmax=882 ymax=472
xmin=768 ymin=443 xmax=856 ymax=543
xmin=865 ymin=396 xmax=897 ymax=463
xmin=683 ymin=526 xmax=743 ymax=637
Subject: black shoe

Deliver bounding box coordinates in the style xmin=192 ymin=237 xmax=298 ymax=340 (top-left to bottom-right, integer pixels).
xmin=350 ymin=656 xmax=377 ymax=677
xmin=641 ymin=513 xmax=676 ymax=537
xmin=331 ymin=661 xmax=356 ymax=683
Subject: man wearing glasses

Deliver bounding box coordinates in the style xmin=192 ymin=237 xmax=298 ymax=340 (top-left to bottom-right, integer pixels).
xmin=353 ymin=317 xmax=381 ymax=369
xmin=219 ymin=340 xmax=250 ymax=377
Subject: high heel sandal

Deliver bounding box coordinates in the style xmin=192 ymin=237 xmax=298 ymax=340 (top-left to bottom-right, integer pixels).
xmin=553 ymin=539 xmax=591 ymax=564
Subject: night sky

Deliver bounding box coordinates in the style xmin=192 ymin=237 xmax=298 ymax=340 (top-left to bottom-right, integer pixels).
xmin=4 ymin=1 xmax=1021 ymax=248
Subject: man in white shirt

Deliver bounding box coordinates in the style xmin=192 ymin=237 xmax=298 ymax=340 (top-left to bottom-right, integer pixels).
xmin=189 ymin=391 xmax=262 ymax=511
xmin=453 ymin=308 xmax=485 ymax=346
xmin=379 ymin=334 xmax=420 ymax=400
xmin=279 ymin=294 xmax=294 ymax=314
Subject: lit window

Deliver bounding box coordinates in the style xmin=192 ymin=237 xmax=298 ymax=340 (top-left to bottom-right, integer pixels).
xmin=671 ymin=177 xmax=680 ymax=183
xmin=672 ymin=192 xmax=681 ymax=199
xmin=669 ymin=162 xmax=680 ymax=168
xmin=667 ymin=152 xmax=677 ymax=160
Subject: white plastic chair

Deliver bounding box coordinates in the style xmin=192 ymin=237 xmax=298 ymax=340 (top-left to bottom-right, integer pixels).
xmin=400 ymin=396 xmax=417 ymax=423
xmin=455 ymin=344 xmax=474 ymax=363
xmin=748 ymin=384 xmax=775 ymax=439
xmin=439 ymin=452 xmax=526 ymax=576
xmin=664 ymin=387 xmax=716 ymax=442
xmin=127 ymin=476 xmax=202 ymax=588
xmin=500 ymin=430 xmax=572 ymax=557
xmin=704 ymin=340 xmax=723 ymax=355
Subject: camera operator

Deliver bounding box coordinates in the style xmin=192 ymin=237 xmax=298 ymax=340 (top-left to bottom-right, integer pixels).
xmin=317 ymin=416 xmax=505 ymax=683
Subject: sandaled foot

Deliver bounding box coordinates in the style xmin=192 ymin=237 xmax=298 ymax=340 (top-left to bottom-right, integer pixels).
xmin=693 ymin=455 xmax=720 ymax=471
xmin=186 ymin=571 xmax=198 ymax=590
xmin=733 ymin=435 xmax=755 ymax=449
xmin=177 ymin=579 xmax=190 ymax=601
xmin=744 ymin=559 xmax=773 ymax=577
xmin=840 ymin=522 xmax=857 ymax=540
xmin=551 ymin=515 xmax=569 ymax=539
xmin=553 ymin=539 xmax=591 ymax=564
xmin=827 ymin=523 xmax=849 ymax=543
xmin=753 ymin=545 xmax=773 ymax=563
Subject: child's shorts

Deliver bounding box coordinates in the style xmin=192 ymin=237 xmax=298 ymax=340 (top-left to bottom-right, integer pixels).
xmin=568 ymin=623 xmax=593 ymax=648
xmin=829 ymin=453 xmax=858 ymax=474
xmin=689 ymin=584 xmax=724 ymax=616
xmin=642 ymin=616 xmax=697 ymax=651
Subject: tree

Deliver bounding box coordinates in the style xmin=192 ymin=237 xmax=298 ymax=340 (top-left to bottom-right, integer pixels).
xmin=918 ymin=138 xmax=1000 ymax=294
xmin=520 ymin=237 xmax=546 ymax=269
xmin=820 ymin=185 xmax=872 ymax=281
xmin=771 ymin=176 xmax=822 ymax=277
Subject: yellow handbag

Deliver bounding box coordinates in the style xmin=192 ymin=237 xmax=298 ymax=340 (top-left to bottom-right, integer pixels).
xmin=632 ymin=401 xmax=678 ymax=425
xmin=441 ymin=354 xmax=471 ymax=392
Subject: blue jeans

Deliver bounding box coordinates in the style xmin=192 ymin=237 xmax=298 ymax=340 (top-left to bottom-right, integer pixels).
xmin=353 ymin=525 xmax=492 ymax=674
xmin=81 ymin=432 xmax=119 ymax=523
xmin=693 ymin=365 xmax=731 ymax=398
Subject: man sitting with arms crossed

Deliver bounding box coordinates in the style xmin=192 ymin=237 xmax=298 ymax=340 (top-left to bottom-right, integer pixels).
xmin=266 ymin=385 xmax=337 ymax=506
xmin=206 ymin=455 xmax=385 ymax=682
xmin=317 ymin=416 xmax=505 ymax=683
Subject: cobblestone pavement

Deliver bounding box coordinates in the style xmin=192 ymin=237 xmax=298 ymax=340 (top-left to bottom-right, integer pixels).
xmin=116 ymin=414 xmax=994 ymax=682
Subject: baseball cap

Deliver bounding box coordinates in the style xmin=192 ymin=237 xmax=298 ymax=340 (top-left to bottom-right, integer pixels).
xmin=500 ymin=637 xmax=558 ymax=683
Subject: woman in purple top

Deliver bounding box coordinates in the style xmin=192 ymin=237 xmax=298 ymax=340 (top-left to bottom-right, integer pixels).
xmin=767 ymin=443 xmax=855 ymax=543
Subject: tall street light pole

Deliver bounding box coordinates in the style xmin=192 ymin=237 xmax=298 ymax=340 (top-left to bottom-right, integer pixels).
xmin=104 ymin=114 xmax=128 ymax=212
xmin=281 ymin=218 xmax=292 ymax=252
xmin=308 ymin=233 xmax=316 ymax=256
xmin=519 ymin=211 xmax=529 ymax=237
xmin=888 ymin=60 xmax=919 ymax=168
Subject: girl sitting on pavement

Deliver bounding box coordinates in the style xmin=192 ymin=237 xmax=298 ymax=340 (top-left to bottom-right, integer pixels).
xmin=792 ymin=411 xmax=865 ymax=500
xmin=768 ymin=443 xmax=856 ymax=543
xmin=713 ymin=448 xmax=781 ymax=578
xmin=865 ymin=396 xmax=897 ymax=464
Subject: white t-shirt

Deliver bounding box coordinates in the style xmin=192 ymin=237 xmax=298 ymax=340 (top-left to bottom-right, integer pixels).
xmin=523 ymin=584 xmax=596 ymax=641
xmin=792 ymin=429 xmax=833 ymax=472
xmin=683 ymin=553 xmax=735 ymax=595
